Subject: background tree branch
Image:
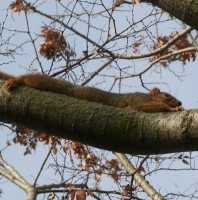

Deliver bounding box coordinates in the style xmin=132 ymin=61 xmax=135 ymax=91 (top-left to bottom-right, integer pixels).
xmin=143 ymin=0 xmax=198 ymax=30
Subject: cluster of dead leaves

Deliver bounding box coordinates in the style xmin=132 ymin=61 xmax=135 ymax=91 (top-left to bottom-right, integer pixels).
xmin=40 ymin=27 xmax=75 ymax=60
xmin=9 ymin=0 xmax=25 ymax=12
xmin=11 ymin=125 xmax=99 ymax=171
xmin=10 ymin=125 xmax=144 ymax=199
xmin=9 ymin=0 xmax=32 ymax=12
xmin=12 ymin=125 xmax=61 ymax=155
xmin=105 ymin=158 xmax=121 ymax=181
xmin=70 ymin=142 xmax=98 ymax=169
xmin=151 ymin=32 xmax=196 ymax=66
xmin=12 ymin=125 xmax=40 ymax=155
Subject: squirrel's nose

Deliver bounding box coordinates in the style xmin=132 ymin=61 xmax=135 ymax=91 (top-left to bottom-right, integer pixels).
xmin=178 ymin=101 xmax=182 ymax=106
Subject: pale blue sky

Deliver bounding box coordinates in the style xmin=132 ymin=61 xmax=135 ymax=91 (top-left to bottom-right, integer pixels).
xmin=0 ymin=1 xmax=198 ymax=199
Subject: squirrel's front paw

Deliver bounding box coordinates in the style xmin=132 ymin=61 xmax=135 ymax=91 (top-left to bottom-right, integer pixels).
xmin=176 ymin=106 xmax=185 ymax=111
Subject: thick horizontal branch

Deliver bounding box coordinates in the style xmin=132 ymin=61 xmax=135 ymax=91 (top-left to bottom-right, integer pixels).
xmin=0 ymin=82 xmax=198 ymax=154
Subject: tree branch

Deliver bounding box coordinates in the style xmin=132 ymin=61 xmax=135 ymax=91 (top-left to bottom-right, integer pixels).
xmin=143 ymin=0 xmax=198 ymax=30
xmin=0 ymin=82 xmax=198 ymax=155
xmin=115 ymin=153 xmax=165 ymax=200
xmin=0 ymin=154 xmax=37 ymax=200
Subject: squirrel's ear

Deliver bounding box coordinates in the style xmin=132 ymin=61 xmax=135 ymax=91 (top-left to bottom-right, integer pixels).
xmin=150 ymin=87 xmax=160 ymax=96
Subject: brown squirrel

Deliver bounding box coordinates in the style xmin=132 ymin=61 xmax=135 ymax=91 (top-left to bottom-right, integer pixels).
xmin=0 ymin=71 xmax=184 ymax=113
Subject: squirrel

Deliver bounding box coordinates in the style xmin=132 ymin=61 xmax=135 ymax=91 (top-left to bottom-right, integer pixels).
xmin=0 ymin=71 xmax=184 ymax=113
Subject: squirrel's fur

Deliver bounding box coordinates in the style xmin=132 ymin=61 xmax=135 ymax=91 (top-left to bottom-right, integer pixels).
xmin=0 ymin=71 xmax=184 ymax=113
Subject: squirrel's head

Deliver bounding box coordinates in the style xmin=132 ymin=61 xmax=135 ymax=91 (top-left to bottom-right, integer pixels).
xmin=149 ymin=87 xmax=182 ymax=108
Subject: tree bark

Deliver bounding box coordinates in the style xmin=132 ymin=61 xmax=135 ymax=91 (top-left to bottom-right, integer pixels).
xmin=143 ymin=0 xmax=198 ymax=30
xmin=0 ymin=82 xmax=198 ymax=155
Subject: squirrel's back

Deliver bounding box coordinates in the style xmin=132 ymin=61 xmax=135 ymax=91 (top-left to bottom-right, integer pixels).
xmin=0 ymin=71 xmax=183 ymax=112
